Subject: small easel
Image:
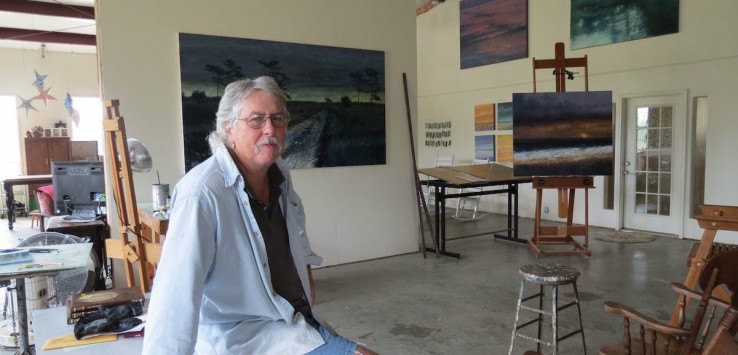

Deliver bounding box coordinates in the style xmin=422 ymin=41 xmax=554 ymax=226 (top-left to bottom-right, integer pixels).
xmin=669 ymin=204 xmax=738 ymax=325
xmin=527 ymin=42 xmax=593 ymax=257
xmin=103 ymin=100 xmax=160 ymax=292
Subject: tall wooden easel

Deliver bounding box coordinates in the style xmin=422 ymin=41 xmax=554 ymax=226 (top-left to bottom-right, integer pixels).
xmin=527 ymin=42 xmax=593 ymax=257
xmin=102 ymin=100 xmax=157 ymax=293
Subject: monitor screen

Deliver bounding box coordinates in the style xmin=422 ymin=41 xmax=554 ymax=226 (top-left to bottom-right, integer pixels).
xmin=51 ymin=161 xmax=106 ymax=217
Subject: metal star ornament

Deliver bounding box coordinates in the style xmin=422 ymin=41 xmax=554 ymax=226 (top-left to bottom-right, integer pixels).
xmin=64 ymin=93 xmax=75 ymax=116
xmin=32 ymin=70 xmax=48 ymax=90
xmin=16 ymin=95 xmax=38 ymax=117
xmin=34 ymin=86 xmax=57 ymax=106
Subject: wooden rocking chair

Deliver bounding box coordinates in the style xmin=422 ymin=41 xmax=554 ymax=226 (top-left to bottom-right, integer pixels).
xmin=599 ymin=249 xmax=738 ymax=355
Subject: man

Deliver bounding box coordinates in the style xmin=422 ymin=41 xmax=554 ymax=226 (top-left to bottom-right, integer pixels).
xmin=143 ymin=77 xmax=377 ymax=354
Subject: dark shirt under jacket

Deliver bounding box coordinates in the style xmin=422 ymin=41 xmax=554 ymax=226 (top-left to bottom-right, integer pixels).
xmin=243 ymin=164 xmax=316 ymax=326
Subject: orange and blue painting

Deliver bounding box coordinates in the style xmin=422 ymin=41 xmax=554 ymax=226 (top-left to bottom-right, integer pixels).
xmin=497 ymin=102 xmax=513 ymax=130
xmin=460 ymin=0 xmax=528 ymax=69
xmin=512 ymin=91 xmax=613 ymax=176
xmin=497 ymin=134 xmax=513 ymax=163
xmin=474 ymin=104 xmax=495 ymax=131
xmin=475 ymin=135 xmax=495 ymax=161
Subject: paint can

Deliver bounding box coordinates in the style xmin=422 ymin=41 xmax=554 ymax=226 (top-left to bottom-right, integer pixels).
xmin=152 ymin=184 xmax=169 ymax=211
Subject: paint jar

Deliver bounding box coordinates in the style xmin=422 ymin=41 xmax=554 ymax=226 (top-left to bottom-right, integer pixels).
xmin=152 ymin=184 xmax=169 ymax=211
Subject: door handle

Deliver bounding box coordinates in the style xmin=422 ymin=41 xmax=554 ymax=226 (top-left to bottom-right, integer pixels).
xmin=624 ymin=170 xmax=632 ymax=175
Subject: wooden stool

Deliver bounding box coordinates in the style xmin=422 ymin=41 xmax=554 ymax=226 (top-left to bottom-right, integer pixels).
xmin=29 ymin=210 xmax=49 ymax=231
xmin=30 ymin=210 xmax=42 ymax=230
xmin=509 ymin=264 xmax=587 ymax=355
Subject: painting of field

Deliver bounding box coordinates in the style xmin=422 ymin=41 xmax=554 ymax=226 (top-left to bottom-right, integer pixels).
xmin=571 ymin=0 xmax=679 ymax=49
xmin=474 ymin=103 xmax=495 ymax=131
xmin=179 ymin=33 xmax=385 ymax=171
xmin=497 ymin=134 xmax=513 ymax=163
xmin=497 ymin=102 xmax=513 ymax=130
xmin=512 ymin=91 xmax=613 ymax=176
xmin=475 ymin=135 xmax=495 ymax=161
xmin=460 ymin=0 xmax=528 ymax=69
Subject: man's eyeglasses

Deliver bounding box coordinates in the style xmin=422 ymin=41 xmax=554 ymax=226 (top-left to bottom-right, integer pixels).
xmin=238 ymin=113 xmax=290 ymax=129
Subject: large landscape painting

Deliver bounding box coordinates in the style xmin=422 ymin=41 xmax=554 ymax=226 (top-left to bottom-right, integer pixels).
xmin=512 ymin=91 xmax=613 ymax=176
xmin=571 ymin=0 xmax=679 ymax=49
xmin=179 ymin=33 xmax=386 ymax=171
xmin=460 ymin=0 xmax=528 ymax=69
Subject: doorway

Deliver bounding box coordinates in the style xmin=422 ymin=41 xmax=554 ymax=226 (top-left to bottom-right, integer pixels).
xmin=622 ymin=93 xmax=686 ymax=236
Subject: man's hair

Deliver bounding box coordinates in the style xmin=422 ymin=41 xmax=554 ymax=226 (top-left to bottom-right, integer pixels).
xmin=207 ymin=76 xmax=289 ymax=152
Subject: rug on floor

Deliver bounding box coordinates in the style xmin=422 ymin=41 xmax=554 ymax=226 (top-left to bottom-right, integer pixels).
xmin=592 ymin=230 xmax=657 ymax=243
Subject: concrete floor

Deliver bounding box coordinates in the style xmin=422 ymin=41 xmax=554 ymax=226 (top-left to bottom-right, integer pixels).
xmin=0 ymin=212 xmax=698 ymax=354
xmin=311 ymin=212 xmax=696 ymax=354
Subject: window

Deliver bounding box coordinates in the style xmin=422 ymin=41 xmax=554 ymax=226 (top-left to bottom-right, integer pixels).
xmin=71 ymin=97 xmax=104 ymax=153
xmin=0 ymin=96 xmax=21 ymax=178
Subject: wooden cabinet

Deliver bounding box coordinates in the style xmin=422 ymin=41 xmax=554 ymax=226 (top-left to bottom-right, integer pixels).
xmin=24 ymin=137 xmax=71 ymax=194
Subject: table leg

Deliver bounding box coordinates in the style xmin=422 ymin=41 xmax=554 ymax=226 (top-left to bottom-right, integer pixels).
xmin=494 ymin=183 xmax=527 ymax=244
xmin=5 ymin=183 xmax=14 ymax=230
xmin=14 ymin=278 xmax=33 ymax=355
xmin=438 ymin=187 xmax=460 ymax=258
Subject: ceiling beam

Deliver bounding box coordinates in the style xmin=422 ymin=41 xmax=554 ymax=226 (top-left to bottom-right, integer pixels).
xmin=0 ymin=0 xmax=94 ymax=19
xmin=0 ymin=27 xmax=95 ymax=45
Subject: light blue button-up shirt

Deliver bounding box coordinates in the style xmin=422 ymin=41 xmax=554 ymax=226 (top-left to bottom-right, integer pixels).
xmin=142 ymin=147 xmax=325 ymax=354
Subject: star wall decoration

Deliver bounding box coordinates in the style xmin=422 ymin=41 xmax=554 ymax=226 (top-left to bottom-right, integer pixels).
xmin=32 ymin=70 xmax=48 ymax=90
xmin=34 ymin=86 xmax=57 ymax=106
xmin=16 ymin=95 xmax=38 ymax=117
xmin=64 ymin=93 xmax=74 ymax=116
xmin=71 ymin=109 xmax=80 ymax=127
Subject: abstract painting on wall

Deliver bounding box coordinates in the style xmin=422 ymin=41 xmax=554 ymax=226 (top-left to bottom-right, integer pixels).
xmin=497 ymin=102 xmax=513 ymax=130
xmin=474 ymin=103 xmax=495 ymax=131
xmin=497 ymin=134 xmax=513 ymax=163
xmin=512 ymin=91 xmax=614 ymax=176
xmin=460 ymin=0 xmax=528 ymax=69
xmin=475 ymin=135 xmax=495 ymax=161
xmin=179 ymin=33 xmax=385 ymax=171
xmin=571 ymin=0 xmax=679 ymax=50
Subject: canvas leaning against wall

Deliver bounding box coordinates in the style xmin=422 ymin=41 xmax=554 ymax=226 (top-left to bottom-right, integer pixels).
xmin=512 ymin=91 xmax=614 ymax=177
xmin=178 ymin=33 xmax=386 ymax=171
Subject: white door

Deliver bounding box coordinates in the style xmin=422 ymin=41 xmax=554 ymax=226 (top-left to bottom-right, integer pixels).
xmin=622 ymin=94 xmax=686 ymax=235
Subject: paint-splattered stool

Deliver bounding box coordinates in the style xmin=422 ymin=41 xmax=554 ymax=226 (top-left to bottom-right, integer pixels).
xmin=508 ymin=263 xmax=587 ymax=355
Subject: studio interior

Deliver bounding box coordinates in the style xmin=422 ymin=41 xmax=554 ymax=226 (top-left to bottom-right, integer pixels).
xmin=0 ymin=0 xmax=737 ymax=354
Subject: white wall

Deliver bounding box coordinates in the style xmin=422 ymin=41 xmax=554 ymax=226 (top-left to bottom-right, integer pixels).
xmin=0 ymin=46 xmax=99 ymax=169
xmin=417 ymin=0 xmax=738 ymax=242
xmin=96 ymin=0 xmax=420 ymax=270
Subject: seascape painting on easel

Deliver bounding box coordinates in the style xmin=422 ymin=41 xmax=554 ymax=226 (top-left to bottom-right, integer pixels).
xmin=512 ymin=91 xmax=613 ymax=176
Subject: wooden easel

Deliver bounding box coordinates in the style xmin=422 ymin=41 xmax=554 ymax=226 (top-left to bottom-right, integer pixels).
xmin=102 ymin=100 xmax=159 ymax=293
xmin=670 ymin=204 xmax=738 ymax=325
xmin=527 ymin=42 xmax=593 ymax=257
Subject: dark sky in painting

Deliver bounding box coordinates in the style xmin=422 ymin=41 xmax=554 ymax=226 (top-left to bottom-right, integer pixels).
xmin=513 ymin=91 xmax=613 ymax=141
xmin=460 ymin=0 xmax=528 ymax=69
xmin=179 ymin=33 xmax=385 ymax=101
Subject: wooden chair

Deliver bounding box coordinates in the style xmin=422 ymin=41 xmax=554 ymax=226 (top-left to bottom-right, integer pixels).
xmin=599 ymin=249 xmax=738 ymax=355
xmin=701 ymin=306 xmax=738 ymax=355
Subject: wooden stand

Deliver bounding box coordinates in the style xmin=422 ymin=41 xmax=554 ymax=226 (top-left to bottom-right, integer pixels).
xmin=103 ymin=100 xmax=160 ymax=293
xmin=528 ymin=177 xmax=593 ymax=257
xmin=669 ymin=204 xmax=738 ymax=325
xmin=527 ymin=43 xmax=593 ymax=257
